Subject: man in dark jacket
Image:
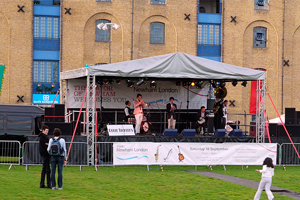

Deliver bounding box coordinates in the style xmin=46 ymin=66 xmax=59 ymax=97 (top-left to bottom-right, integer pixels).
xmin=39 ymin=125 xmax=51 ymax=188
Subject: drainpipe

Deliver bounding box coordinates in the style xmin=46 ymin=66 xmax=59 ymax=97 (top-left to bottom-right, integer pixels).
xmin=281 ymin=0 xmax=285 ymax=114
xmin=131 ymin=0 xmax=134 ymax=60
xmin=221 ymin=0 xmax=224 ymax=62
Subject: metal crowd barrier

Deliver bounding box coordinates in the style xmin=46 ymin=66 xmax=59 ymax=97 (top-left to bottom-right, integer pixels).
xmin=95 ymin=142 xmax=113 ymax=167
xmin=279 ymin=143 xmax=300 ymax=166
xmin=0 ymin=140 xmax=21 ymax=169
xmin=22 ymin=141 xmax=88 ymax=170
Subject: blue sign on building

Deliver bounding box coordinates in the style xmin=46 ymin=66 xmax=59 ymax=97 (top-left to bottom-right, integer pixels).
xmin=33 ymin=94 xmax=59 ymax=104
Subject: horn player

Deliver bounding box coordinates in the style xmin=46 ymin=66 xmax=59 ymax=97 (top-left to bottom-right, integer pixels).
xmin=213 ymin=97 xmax=225 ymax=131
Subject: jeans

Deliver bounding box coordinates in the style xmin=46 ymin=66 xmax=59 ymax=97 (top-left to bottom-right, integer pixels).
xmin=40 ymin=155 xmax=51 ymax=187
xmin=50 ymin=156 xmax=64 ymax=188
xmin=254 ymin=177 xmax=274 ymax=200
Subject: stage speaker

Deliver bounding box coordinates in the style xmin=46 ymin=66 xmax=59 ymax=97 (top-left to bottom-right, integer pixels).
xmin=268 ymin=123 xmax=277 ymax=137
xmin=44 ymin=122 xmax=72 ymax=135
xmin=231 ymin=129 xmax=244 ymax=137
xmin=54 ymin=104 xmax=65 ymax=122
xmin=71 ymin=120 xmax=82 ymax=135
xmin=277 ymin=125 xmax=300 ymax=138
xmin=163 ymin=129 xmax=178 ymax=137
xmin=45 ymin=107 xmax=55 ymax=122
xmin=285 ymin=108 xmax=295 ymax=124
xmin=296 ymin=111 xmax=300 ymax=125
xmin=181 ymin=129 xmax=196 ymax=137
xmin=214 ymin=129 xmax=226 ymax=137
xmin=207 ymin=99 xmax=215 ymax=110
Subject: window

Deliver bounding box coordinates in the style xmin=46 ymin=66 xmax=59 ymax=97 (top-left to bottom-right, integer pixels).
xmin=254 ymin=0 xmax=269 ymax=10
xmin=253 ymin=27 xmax=267 ymax=48
xmin=150 ymin=22 xmax=165 ymax=44
xmin=34 ymin=17 xmax=60 ymax=39
xmin=95 ymin=19 xmax=111 ymax=42
xmin=197 ymin=24 xmax=220 ymax=45
xmin=33 ymin=61 xmax=59 ymax=83
xmin=151 ymin=0 xmax=166 ymax=5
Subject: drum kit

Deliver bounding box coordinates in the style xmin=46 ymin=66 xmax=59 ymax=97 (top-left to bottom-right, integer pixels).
xmin=128 ymin=114 xmax=151 ymax=134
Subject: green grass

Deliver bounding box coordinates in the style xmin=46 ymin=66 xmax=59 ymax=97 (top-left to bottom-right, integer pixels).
xmin=0 ymin=165 xmax=298 ymax=200
xmin=0 ymin=156 xmax=19 ymax=163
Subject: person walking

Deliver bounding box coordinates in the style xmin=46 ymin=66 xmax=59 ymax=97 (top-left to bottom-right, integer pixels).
xmin=38 ymin=125 xmax=51 ymax=188
xmin=48 ymin=128 xmax=67 ymax=190
xmin=254 ymin=157 xmax=275 ymax=200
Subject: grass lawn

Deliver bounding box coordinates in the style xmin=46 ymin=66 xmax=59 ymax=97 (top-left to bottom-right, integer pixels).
xmin=0 ymin=165 xmax=298 ymax=200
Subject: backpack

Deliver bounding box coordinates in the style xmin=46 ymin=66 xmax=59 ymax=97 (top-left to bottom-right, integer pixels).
xmin=49 ymin=138 xmax=63 ymax=156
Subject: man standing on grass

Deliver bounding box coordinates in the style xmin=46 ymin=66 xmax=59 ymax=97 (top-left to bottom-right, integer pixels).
xmin=39 ymin=125 xmax=51 ymax=188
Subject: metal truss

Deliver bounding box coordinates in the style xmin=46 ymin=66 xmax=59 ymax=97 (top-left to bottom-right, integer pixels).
xmin=86 ymin=75 xmax=95 ymax=165
xmin=256 ymin=79 xmax=266 ymax=143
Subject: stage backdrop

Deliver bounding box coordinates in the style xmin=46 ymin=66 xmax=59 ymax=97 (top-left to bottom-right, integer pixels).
xmin=67 ymin=79 xmax=209 ymax=109
xmin=113 ymin=142 xmax=277 ymax=166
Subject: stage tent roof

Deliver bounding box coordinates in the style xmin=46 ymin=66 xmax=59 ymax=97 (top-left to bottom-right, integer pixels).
xmin=60 ymin=52 xmax=265 ymax=81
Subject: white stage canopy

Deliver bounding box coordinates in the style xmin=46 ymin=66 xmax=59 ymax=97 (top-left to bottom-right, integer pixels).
xmin=60 ymin=52 xmax=266 ymax=81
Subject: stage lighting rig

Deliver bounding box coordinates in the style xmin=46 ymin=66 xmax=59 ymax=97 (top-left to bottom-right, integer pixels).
xmin=150 ymin=80 xmax=156 ymax=88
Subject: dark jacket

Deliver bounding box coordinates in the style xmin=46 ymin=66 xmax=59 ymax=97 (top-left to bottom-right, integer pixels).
xmin=166 ymin=103 xmax=177 ymax=119
xmin=39 ymin=132 xmax=49 ymax=157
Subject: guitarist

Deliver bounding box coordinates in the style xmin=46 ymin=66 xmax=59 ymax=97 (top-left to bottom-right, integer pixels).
xmin=196 ymin=106 xmax=209 ymax=135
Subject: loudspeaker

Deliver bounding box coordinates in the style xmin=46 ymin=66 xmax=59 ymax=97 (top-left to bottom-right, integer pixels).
xmin=231 ymin=129 xmax=244 ymax=137
xmin=163 ymin=129 xmax=178 ymax=137
xmin=181 ymin=129 xmax=196 ymax=137
xmin=207 ymin=99 xmax=215 ymax=110
xmin=71 ymin=120 xmax=82 ymax=135
xmin=54 ymin=104 xmax=65 ymax=122
xmin=45 ymin=107 xmax=55 ymax=122
xmin=277 ymin=125 xmax=300 ymax=138
xmin=214 ymin=129 xmax=226 ymax=137
xmin=44 ymin=122 xmax=72 ymax=135
xmin=285 ymin=108 xmax=295 ymax=124
xmin=296 ymin=111 xmax=300 ymax=125
xmin=268 ymin=123 xmax=277 ymax=137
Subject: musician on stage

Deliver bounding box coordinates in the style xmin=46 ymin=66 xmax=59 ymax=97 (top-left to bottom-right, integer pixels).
xmin=166 ymin=97 xmax=177 ymax=129
xmin=196 ymin=106 xmax=209 ymax=135
xmin=124 ymin=100 xmax=134 ymax=123
xmin=133 ymin=93 xmax=145 ymax=135
xmin=213 ymin=98 xmax=224 ymax=130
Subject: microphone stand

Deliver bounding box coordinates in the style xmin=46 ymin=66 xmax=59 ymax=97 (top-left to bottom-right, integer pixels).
xmin=155 ymin=101 xmax=163 ymax=136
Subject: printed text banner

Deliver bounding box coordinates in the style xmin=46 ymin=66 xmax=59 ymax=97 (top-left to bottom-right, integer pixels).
xmin=113 ymin=143 xmax=277 ymax=166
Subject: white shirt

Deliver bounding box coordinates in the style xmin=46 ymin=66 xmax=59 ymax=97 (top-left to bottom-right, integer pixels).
xmin=259 ymin=165 xmax=274 ymax=178
xmin=47 ymin=136 xmax=67 ymax=159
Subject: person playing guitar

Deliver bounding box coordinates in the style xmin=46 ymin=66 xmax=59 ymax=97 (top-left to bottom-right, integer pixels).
xmin=196 ymin=106 xmax=209 ymax=135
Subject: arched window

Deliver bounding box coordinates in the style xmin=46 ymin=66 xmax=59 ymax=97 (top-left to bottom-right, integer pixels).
xmin=253 ymin=27 xmax=267 ymax=48
xmin=95 ymin=19 xmax=111 ymax=42
xmin=150 ymin=22 xmax=165 ymax=44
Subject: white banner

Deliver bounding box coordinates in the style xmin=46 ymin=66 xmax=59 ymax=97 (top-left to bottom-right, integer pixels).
xmin=67 ymin=79 xmax=209 ymax=109
xmin=107 ymin=125 xmax=135 ymax=136
xmin=113 ymin=143 xmax=277 ymax=166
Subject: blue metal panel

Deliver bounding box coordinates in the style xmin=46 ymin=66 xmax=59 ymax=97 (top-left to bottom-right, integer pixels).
xmin=34 ymin=5 xmax=60 ymax=16
xmin=200 ymin=56 xmax=221 ymax=62
xmin=198 ymin=13 xmax=221 ymax=24
xmin=197 ymin=45 xmax=221 ymax=56
xmin=33 ymin=39 xmax=60 ymax=50
xmin=33 ymin=50 xmax=60 ymax=60
xmin=32 ymin=94 xmax=60 ymax=104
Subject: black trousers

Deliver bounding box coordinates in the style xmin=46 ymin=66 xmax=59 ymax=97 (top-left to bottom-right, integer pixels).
xmin=40 ymin=155 xmax=51 ymax=187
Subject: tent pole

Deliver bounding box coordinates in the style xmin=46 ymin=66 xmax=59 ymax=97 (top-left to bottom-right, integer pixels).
xmin=186 ymin=85 xmax=190 ymax=129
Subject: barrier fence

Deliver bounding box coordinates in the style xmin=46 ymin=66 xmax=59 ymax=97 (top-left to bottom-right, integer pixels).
xmin=0 ymin=141 xmax=299 ymax=168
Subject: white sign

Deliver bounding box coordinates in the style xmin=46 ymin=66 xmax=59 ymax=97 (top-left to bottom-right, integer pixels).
xmin=107 ymin=125 xmax=135 ymax=136
xmin=67 ymin=79 xmax=209 ymax=109
xmin=113 ymin=143 xmax=277 ymax=166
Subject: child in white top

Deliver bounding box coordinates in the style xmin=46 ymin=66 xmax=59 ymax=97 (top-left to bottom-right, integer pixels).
xmin=254 ymin=157 xmax=275 ymax=200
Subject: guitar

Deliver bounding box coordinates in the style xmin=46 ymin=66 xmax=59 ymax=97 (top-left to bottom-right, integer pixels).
xmin=177 ymin=145 xmax=184 ymax=162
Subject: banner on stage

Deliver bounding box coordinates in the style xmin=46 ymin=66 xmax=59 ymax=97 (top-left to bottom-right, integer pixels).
xmin=113 ymin=143 xmax=277 ymax=166
xmin=67 ymin=79 xmax=209 ymax=109
xmin=107 ymin=125 xmax=135 ymax=136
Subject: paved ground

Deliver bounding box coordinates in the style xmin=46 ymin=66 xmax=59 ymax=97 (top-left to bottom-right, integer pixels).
xmin=187 ymin=171 xmax=300 ymax=199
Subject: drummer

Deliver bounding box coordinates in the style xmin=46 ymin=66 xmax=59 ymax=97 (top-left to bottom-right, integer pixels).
xmin=124 ymin=100 xmax=134 ymax=123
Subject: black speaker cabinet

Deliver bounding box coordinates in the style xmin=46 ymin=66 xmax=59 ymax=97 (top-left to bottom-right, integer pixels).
xmin=55 ymin=104 xmax=65 ymax=116
xmin=285 ymin=108 xmax=295 ymax=124
xmin=296 ymin=111 xmax=300 ymax=125
xmin=207 ymin=116 xmax=214 ymax=133
xmin=277 ymin=125 xmax=300 ymax=138
xmin=207 ymin=99 xmax=215 ymax=110
xmin=268 ymin=123 xmax=277 ymax=137
xmin=44 ymin=107 xmax=55 ymax=122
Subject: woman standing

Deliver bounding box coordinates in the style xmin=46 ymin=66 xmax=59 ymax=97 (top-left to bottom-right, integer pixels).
xmin=254 ymin=157 xmax=275 ymax=200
